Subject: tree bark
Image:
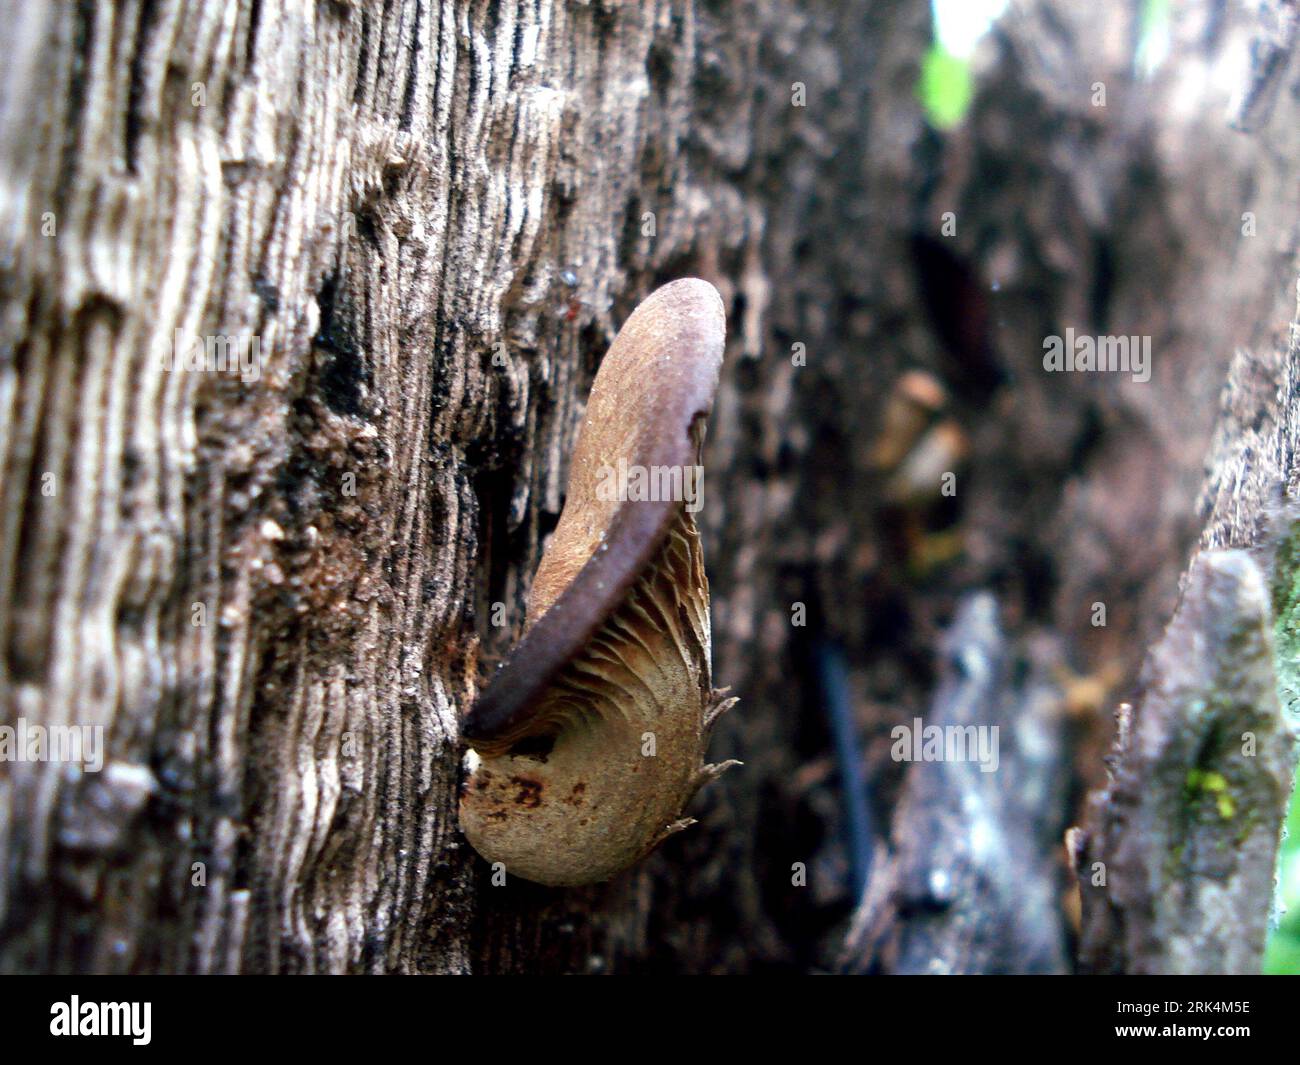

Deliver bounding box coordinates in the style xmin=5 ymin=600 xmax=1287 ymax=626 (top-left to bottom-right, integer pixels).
xmin=1 ymin=0 xmax=929 ymax=975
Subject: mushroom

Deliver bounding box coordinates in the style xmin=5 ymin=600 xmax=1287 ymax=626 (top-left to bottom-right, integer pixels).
xmin=459 ymin=278 xmax=738 ymax=886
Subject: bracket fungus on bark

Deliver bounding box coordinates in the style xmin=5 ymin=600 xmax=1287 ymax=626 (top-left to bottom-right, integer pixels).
xmin=459 ymin=279 xmax=739 ymax=886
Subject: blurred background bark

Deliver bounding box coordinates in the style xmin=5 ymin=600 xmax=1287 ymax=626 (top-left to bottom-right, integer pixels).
xmin=0 ymin=0 xmax=1296 ymax=973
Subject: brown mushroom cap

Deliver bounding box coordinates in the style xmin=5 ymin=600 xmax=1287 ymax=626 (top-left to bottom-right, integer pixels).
xmin=462 ymin=278 xmax=725 ymax=751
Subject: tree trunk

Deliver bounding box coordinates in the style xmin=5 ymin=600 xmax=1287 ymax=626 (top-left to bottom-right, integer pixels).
xmin=1 ymin=0 xmax=1296 ymax=975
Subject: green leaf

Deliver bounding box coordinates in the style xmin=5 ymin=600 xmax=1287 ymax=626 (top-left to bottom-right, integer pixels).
xmin=919 ymin=44 xmax=973 ymax=130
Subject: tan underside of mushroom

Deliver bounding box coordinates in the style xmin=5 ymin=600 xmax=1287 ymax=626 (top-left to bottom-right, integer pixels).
xmin=458 ymin=507 xmax=733 ymax=886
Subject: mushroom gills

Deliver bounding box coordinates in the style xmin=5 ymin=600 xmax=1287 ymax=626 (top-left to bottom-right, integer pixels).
xmin=459 ymin=503 xmax=737 ymax=886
